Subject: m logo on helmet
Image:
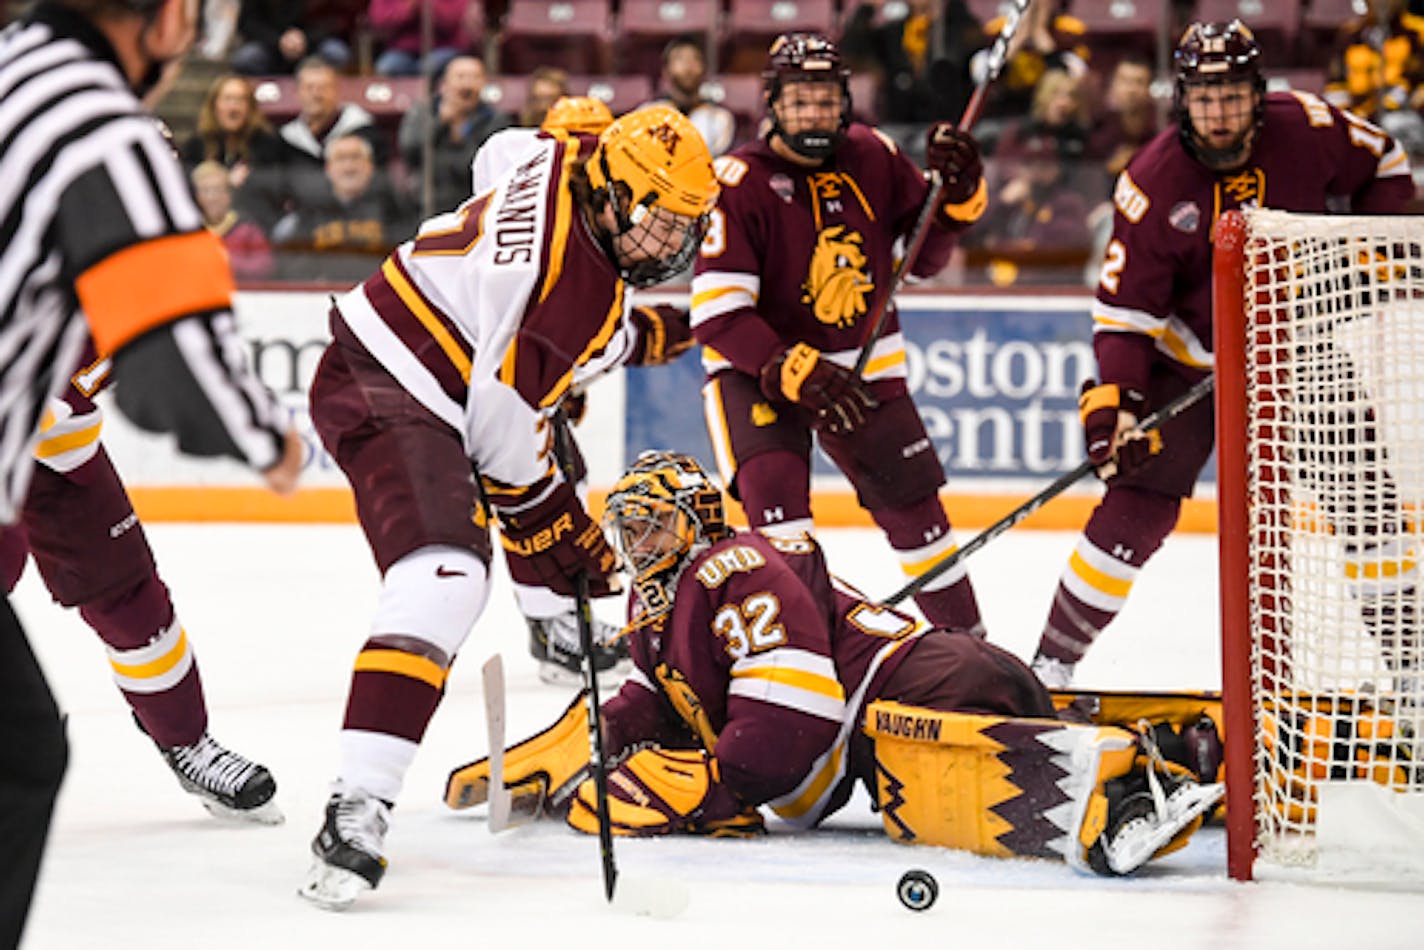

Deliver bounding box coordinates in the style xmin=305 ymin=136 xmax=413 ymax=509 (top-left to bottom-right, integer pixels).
xmin=646 ymin=121 xmax=682 ymax=156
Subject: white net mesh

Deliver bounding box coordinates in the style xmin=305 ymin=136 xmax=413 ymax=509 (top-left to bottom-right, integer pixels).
xmin=1240 ymin=208 xmax=1424 ymax=875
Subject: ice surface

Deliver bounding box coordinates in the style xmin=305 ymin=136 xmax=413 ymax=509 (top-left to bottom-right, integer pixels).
xmin=13 ymin=526 xmax=1423 ymax=948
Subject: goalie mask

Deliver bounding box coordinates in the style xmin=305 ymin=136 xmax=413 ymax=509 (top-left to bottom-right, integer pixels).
xmin=763 ymin=32 xmax=853 ymax=162
xmin=1173 ymin=20 xmax=1264 ymax=172
xmin=586 ymin=106 xmax=719 ymax=288
xmin=603 ymin=451 xmax=730 ymax=620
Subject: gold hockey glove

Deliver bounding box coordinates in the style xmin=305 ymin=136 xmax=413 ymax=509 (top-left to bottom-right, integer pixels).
xmin=566 ymin=748 xmax=765 ymax=838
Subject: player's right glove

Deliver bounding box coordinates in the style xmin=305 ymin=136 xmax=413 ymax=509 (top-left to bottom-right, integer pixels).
xmin=496 ymin=478 xmax=623 ymax=597
xmin=759 ymin=342 xmax=878 ymax=435
xmin=565 ymin=748 xmax=766 ymax=838
xmin=1079 ymin=380 xmax=1161 ymax=480
xmin=926 ymin=123 xmax=987 ymax=229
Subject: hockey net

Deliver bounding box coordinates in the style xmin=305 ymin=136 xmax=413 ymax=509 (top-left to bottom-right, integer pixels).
xmin=1215 ymin=208 xmax=1424 ymax=884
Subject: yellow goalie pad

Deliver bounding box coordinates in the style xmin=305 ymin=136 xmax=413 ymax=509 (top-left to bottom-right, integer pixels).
xmin=865 ymin=701 xmax=1137 ymax=867
xmin=445 ymin=691 xmax=589 ymax=812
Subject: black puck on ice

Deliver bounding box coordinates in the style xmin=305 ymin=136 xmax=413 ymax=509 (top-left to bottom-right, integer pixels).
xmin=896 ymin=869 xmax=938 ymax=911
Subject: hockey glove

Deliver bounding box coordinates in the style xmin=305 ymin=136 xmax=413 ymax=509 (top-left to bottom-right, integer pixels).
xmin=445 ymin=690 xmax=591 ymax=814
xmin=497 ymin=479 xmax=622 ymax=597
xmin=926 ymin=123 xmax=987 ymax=228
xmin=1079 ymin=380 xmax=1161 ymax=480
xmin=629 ymin=304 xmax=695 ymax=366
xmin=566 ymin=748 xmax=766 ymax=838
xmin=759 ymin=342 xmax=878 ymax=435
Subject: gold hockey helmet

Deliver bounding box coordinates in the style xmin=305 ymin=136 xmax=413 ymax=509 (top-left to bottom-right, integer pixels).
xmin=541 ymin=95 xmax=615 ymax=136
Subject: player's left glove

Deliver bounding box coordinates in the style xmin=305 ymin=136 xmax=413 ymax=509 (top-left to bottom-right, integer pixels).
xmin=759 ymin=342 xmax=878 ymax=435
xmin=926 ymin=123 xmax=987 ymax=228
xmin=566 ymin=748 xmax=766 ymax=838
xmin=1079 ymin=380 xmax=1162 ymax=480
xmin=629 ymin=304 xmax=695 ymax=366
xmin=495 ymin=478 xmax=623 ymax=597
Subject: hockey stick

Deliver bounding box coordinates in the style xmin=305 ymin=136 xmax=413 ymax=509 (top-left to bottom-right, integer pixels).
xmin=549 ymin=410 xmax=619 ymax=902
xmin=851 ymin=0 xmax=1033 ymax=379
xmin=482 ymin=654 xmax=514 ymax=832
xmin=884 ymin=375 xmax=1216 ymax=607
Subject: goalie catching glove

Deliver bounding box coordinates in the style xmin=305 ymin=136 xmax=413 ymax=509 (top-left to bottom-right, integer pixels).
xmin=495 ymin=478 xmax=622 ymax=597
xmin=566 ymin=748 xmax=765 ymax=838
xmin=1079 ymin=381 xmax=1162 ymax=480
xmin=926 ymin=123 xmax=987 ymax=229
xmin=760 ymin=342 xmax=878 ymax=435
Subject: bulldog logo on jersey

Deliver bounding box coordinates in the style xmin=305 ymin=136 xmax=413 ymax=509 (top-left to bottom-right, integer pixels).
xmin=801 ymin=225 xmax=873 ymax=329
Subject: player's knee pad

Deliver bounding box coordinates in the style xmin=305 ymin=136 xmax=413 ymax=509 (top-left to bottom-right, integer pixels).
xmin=372 ymin=546 xmax=489 ymax=658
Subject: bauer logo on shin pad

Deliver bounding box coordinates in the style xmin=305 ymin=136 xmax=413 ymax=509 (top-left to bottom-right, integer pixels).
xmin=866 ymin=702 xmax=1137 ymax=868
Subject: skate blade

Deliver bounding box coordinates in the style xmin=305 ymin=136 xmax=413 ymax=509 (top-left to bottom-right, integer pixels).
xmin=297 ymin=858 xmax=373 ymax=911
xmin=199 ymin=796 xmax=285 ymax=826
xmin=536 ymin=660 xmax=630 ymax=690
xmin=1106 ymin=782 xmax=1224 ymax=874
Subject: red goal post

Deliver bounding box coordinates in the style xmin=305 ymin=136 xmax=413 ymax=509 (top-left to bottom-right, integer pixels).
xmin=1214 ymin=208 xmax=1424 ymax=885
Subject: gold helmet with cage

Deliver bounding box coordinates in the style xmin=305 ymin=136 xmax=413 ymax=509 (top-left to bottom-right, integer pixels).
xmin=603 ymin=451 xmax=730 ymax=618
xmin=586 ymin=105 xmax=719 ymax=287
xmin=541 ymin=95 xmax=614 ymax=135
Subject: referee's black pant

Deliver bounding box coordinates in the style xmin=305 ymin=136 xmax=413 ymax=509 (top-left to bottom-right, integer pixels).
xmin=0 ymin=596 xmax=67 ymax=948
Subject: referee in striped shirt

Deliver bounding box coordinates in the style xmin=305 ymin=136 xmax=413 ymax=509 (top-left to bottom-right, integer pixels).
xmin=0 ymin=0 xmax=302 ymax=941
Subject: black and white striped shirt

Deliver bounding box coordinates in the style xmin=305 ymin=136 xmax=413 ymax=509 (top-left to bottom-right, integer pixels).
xmin=0 ymin=2 xmax=286 ymax=524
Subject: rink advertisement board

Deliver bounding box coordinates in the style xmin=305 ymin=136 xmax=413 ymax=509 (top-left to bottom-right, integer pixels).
xmin=94 ymin=290 xmax=1216 ymax=523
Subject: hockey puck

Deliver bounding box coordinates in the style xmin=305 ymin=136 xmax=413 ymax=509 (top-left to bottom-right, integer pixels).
xmin=896 ymin=869 xmax=938 ymax=911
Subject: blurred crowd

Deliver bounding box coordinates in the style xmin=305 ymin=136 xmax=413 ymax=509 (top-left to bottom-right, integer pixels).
xmin=11 ymin=0 xmax=1417 ymax=287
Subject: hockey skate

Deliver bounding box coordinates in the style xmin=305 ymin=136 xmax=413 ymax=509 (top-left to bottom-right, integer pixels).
xmin=155 ymin=729 xmax=283 ymax=824
xmin=527 ymin=612 xmax=630 ymax=688
xmin=299 ymin=785 xmax=391 ymax=911
xmin=1088 ymin=754 xmax=1224 ymax=875
xmin=1031 ymin=653 xmax=1076 ymax=689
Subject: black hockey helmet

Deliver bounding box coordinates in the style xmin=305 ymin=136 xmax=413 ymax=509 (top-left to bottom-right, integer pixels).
xmin=762 ymin=32 xmax=853 ymax=161
xmin=1173 ymin=20 xmax=1265 ymax=170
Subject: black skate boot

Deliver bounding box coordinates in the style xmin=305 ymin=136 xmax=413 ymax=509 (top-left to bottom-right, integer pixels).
xmin=155 ymin=728 xmax=282 ymax=824
xmin=527 ymin=611 xmax=630 ymax=688
xmin=299 ymin=786 xmax=392 ymax=911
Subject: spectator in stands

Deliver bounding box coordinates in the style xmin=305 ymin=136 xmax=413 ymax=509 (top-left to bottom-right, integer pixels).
xmin=274 ymin=133 xmax=414 ymax=282
xmin=180 ymin=74 xmax=283 ymax=186
xmin=994 ymin=68 xmax=1093 ymax=191
xmin=1087 ymin=55 xmax=1159 ymax=185
xmin=645 ymin=35 xmax=736 ymax=156
xmin=398 ymin=54 xmax=510 ymax=214
xmin=230 ymin=0 xmax=352 ymax=74
xmin=962 ymin=130 xmax=1092 ymax=287
xmin=840 ymin=0 xmax=985 ymax=126
xmin=279 ymin=56 xmax=389 ymax=166
xmin=518 ymin=66 xmax=569 ymax=126
xmin=192 ymin=161 xmax=274 ymax=281
xmin=368 ymin=0 xmax=471 ymax=77
xmin=1325 ymin=0 xmax=1424 ymax=152
xmin=972 ymin=0 xmax=1088 ymax=120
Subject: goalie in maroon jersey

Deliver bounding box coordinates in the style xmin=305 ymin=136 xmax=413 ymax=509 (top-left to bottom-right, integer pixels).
xmin=1027 ymin=20 xmax=1417 ymax=688
xmin=689 ymin=32 xmax=991 ymax=635
xmin=0 ymin=354 xmax=281 ymax=824
xmin=447 ymin=451 xmax=1224 ymax=875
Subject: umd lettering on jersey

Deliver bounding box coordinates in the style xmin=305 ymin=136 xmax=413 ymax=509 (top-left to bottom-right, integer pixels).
xmin=696 ymin=545 xmax=767 ymax=588
xmin=1113 ymin=170 xmax=1150 ymax=223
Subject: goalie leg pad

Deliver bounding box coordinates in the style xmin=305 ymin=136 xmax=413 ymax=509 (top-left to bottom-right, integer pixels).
xmin=444 ymin=689 xmax=590 ymax=811
xmin=866 ymin=701 xmax=1137 ymax=865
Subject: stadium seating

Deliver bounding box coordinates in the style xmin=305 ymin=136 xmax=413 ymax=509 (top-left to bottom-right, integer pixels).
xmin=721 ymin=0 xmax=839 ymax=72
xmin=1192 ymin=0 xmax=1302 ymax=67
xmin=616 ymin=0 xmax=722 ymax=79
xmin=1300 ymin=0 xmax=1365 ymax=64
xmin=1264 ymin=68 xmax=1327 ymax=95
xmin=481 ymin=74 xmax=656 ymax=120
xmin=1067 ymin=0 xmax=1165 ymax=68
xmin=251 ymin=76 xmax=425 ymax=126
xmin=497 ymin=0 xmax=615 ymax=74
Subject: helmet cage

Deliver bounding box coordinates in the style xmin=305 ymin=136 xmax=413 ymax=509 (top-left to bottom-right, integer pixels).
xmin=1173 ymin=20 xmax=1266 ymax=170
xmin=762 ymin=33 xmax=853 ymax=161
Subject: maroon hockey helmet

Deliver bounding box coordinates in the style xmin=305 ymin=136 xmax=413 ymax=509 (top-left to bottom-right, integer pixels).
xmin=1173 ymin=20 xmax=1265 ymax=170
xmin=761 ymin=32 xmax=853 ymax=161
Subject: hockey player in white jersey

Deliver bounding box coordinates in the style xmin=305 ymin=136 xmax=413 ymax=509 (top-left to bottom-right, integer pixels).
xmin=297 ymin=105 xmax=718 ymax=910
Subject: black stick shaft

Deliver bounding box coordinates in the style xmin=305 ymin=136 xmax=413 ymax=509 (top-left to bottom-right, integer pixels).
xmin=885 ymin=375 xmax=1215 ymax=607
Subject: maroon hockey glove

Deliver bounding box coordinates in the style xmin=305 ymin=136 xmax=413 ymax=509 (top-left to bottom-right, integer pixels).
xmin=759 ymin=342 xmax=878 ymax=435
xmin=926 ymin=123 xmax=987 ymax=227
xmin=496 ymin=479 xmax=622 ymax=597
xmin=1079 ymin=380 xmax=1161 ymax=480
xmin=629 ymin=304 xmax=695 ymax=366
xmin=565 ymin=748 xmax=765 ymax=838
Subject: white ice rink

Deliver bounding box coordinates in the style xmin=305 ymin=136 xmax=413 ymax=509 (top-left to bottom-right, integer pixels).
xmin=12 ymin=524 xmax=1424 ymax=948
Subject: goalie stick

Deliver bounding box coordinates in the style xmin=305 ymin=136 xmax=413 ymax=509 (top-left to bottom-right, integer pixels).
xmin=884 ymin=375 xmax=1216 ymax=607
xmin=851 ymin=0 xmax=1032 ymax=378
